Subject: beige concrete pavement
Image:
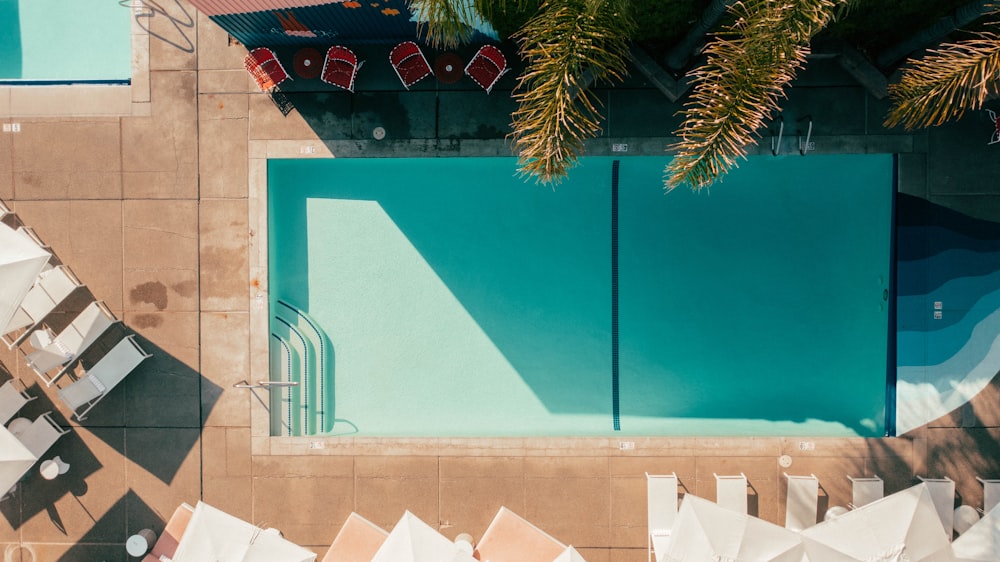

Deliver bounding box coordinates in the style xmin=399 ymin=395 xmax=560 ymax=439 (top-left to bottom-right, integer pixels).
xmin=0 ymin=1 xmax=998 ymax=560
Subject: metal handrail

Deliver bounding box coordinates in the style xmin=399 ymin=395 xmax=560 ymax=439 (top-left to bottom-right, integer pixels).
xmin=233 ymin=380 xmax=299 ymax=389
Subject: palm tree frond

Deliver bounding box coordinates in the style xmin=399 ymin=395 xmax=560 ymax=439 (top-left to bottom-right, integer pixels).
xmin=885 ymin=32 xmax=1000 ymax=130
xmin=664 ymin=0 xmax=850 ymax=192
xmin=510 ymin=0 xmax=635 ymax=184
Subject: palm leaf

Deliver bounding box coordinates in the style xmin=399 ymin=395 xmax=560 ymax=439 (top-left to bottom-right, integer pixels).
xmin=885 ymin=30 xmax=1000 ymax=130
xmin=510 ymin=0 xmax=634 ymax=184
xmin=664 ymin=0 xmax=851 ymax=192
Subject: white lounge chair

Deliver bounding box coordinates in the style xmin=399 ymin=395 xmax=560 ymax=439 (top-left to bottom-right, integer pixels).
xmin=918 ymin=476 xmax=956 ymax=540
xmin=784 ymin=473 xmax=819 ymax=531
xmin=977 ymin=476 xmax=1000 ymax=514
xmin=16 ymin=411 xmax=70 ymax=459
xmin=848 ymin=474 xmax=883 ymax=509
xmin=715 ymin=472 xmax=748 ymax=514
xmin=0 ymin=379 xmax=35 ymax=424
xmin=57 ymin=335 xmax=151 ymax=421
xmin=323 ymin=512 xmax=388 ymax=562
xmin=646 ymin=472 xmax=679 ymax=562
xmin=25 ymin=301 xmax=119 ymax=387
xmin=2 ymin=264 xmax=83 ymax=349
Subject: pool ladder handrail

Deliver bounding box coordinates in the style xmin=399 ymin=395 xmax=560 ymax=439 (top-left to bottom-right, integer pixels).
xmin=798 ymin=115 xmax=813 ymax=155
xmin=233 ymin=380 xmax=300 ymax=388
xmin=771 ymin=117 xmax=784 ymax=156
xmin=771 ymin=115 xmax=814 ymax=156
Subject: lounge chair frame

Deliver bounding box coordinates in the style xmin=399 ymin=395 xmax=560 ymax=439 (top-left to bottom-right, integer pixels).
xmin=784 ymin=473 xmax=819 ymax=531
xmin=714 ymin=472 xmax=748 ymax=514
xmin=2 ymin=264 xmax=83 ymax=350
xmin=17 ymin=411 xmax=70 ymax=459
xmin=918 ymin=475 xmax=956 ymax=540
xmin=57 ymin=335 xmax=151 ymax=421
xmin=25 ymin=300 xmax=119 ymax=387
xmin=646 ymin=472 xmax=678 ymax=562
xmin=0 ymin=379 xmax=35 ymax=425
xmin=976 ymin=476 xmax=1000 ymax=514
xmin=847 ymin=474 xmax=883 ymax=509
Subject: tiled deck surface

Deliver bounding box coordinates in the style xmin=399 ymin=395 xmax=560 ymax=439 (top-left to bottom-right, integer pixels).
xmin=1 ymin=2 xmax=999 ymax=560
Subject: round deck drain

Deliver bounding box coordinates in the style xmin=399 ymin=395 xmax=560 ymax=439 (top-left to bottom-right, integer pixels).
xmin=778 ymin=454 xmax=793 ymax=468
xmin=373 ymin=127 xmax=386 ymax=140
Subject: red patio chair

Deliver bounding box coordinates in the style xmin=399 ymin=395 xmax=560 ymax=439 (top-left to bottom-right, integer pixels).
xmin=244 ymin=47 xmax=290 ymax=92
xmin=464 ymin=44 xmax=509 ymax=94
xmin=389 ymin=41 xmax=433 ymax=89
xmin=321 ymin=45 xmax=363 ymax=92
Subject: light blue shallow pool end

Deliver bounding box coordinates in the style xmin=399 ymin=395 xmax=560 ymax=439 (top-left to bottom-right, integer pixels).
xmin=268 ymin=155 xmax=894 ymax=438
xmin=0 ymin=0 xmax=131 ymax=83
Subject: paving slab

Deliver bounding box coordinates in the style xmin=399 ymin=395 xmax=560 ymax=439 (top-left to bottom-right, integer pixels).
xmin=200 ymin=312 xmax=250 ymax=427
xmin=121 ymin=71 xmax=198 ymax=199
xmin=199 ymin=198 xmax=249 ymax=311
xmin=8 ymin=120 xmax=122 ymax=201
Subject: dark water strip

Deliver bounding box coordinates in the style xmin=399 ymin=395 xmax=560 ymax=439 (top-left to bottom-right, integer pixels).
xmin=885 ymin=155 xmax=899 ymax=436
xmin=612 ymin=160 xmax=621 ymax=431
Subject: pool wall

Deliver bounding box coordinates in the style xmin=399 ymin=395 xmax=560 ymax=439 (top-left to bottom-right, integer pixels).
xmin=0 ymin=0 xmax=132 ymax=83
xmin=267 ymin=155 xmax=894 ymax=438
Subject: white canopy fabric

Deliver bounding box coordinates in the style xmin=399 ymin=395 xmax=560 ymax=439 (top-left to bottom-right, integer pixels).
xmin=952 ymin=502 xmax=1000 ymax=561
xmin=801 ymin=483 xmax=955 ymax=562
xmin=551 ymin=546 xmax=587 ymax=562
xmin=371 ymin=511 xmax=477 ymax=562
xmin=171 ymin=501 xmax=316 ymax=562
xmin=664 ymin=494 xmax=804 ymax=562
xmin=0 ymin=426 xmax=36 ymax=495
xmin=0 ymin=223 xmax=50 ymax=333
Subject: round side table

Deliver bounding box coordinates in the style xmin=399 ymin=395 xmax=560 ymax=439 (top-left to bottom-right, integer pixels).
xmin=293 ymin=47 xmax=322 ymax=79
xmin=434 ymin=53 xmax=463 ymax=84
xmin=39 ymin=460 xmax=60 ymax=480
xmin=126 ymin=528 xmax=156 ymax=558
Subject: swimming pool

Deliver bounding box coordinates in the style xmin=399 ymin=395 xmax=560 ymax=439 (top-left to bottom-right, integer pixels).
xmin=0 ymin=0 xmax=131 ymax=83
xmin=267 ymin=155 xmax=895 ymax=438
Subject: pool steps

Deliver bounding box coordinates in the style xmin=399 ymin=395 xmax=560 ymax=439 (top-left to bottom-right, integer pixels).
xmin=270 ymin=301 xmax=334 ymax=436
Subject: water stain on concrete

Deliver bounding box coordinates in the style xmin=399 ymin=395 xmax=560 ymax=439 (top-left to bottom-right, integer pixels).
xmin=131 ymin=313 xmax=163 ymax=329
xmin=171 ymin=279 xmax=198 ymax=297
xmin=130 ymin=281 xmax=168 ymax=310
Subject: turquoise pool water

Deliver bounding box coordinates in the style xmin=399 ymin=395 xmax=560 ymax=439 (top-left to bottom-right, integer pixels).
xmin=268 ymin=155 xmax=895 ymax=437
xmin=0 ymin=0 xmax=131 ymax=82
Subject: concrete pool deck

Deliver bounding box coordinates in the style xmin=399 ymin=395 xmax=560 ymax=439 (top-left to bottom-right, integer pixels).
xmin=0 ymin=1 xmax=999 ymax=559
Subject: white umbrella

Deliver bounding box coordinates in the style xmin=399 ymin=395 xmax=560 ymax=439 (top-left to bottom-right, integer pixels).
xmin=171 ymin=501 xmax=316 ymax=562
xmin=371 ymin=511 xmax=477 ymax=562
xmin=664 ymin=494 xmax=804 ymax=562
xmin=952 ymin=502 xmax=1000 ymax=561
xmin=0 ymin=427 xmax=36 ymax=495
xmin=0 ymin=223 xmax=50 ymax=333
xmin=801 ymin=483 xmax=956 ymax=562
xmin=552 ymin=546 xmax=587 ymax=562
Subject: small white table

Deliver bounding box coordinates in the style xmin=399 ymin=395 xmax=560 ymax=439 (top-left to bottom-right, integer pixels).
xmin=7 ymin=417 xmax=30 ymax=437
xmin=126 ymin=528 xmax=156 ymax=558
xmin=954 ymin=504 xmax=981 ymax=535
xmin=824 ymin=505 xmax=849 ymax=521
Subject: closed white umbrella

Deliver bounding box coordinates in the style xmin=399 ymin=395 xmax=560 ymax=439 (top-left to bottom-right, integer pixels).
xmin=0 ymin=427 xmax=36 ymax=495
xmin=801 ymin=483 xmax=955 ymax=562
xmin=552 ymin=546 xmax=587 ymax=562
xmin=952 ymin=502 xmax=1000 ymax=561
xmin=371 ymin=511 xmax=477 ymax=562
xmin=664 ymin=494 xmax=804 ymax=562
xmin=171 ymin=501 xmax=316 ymax=562
xmin=0 ymin=223 xmax=50 ymax=333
